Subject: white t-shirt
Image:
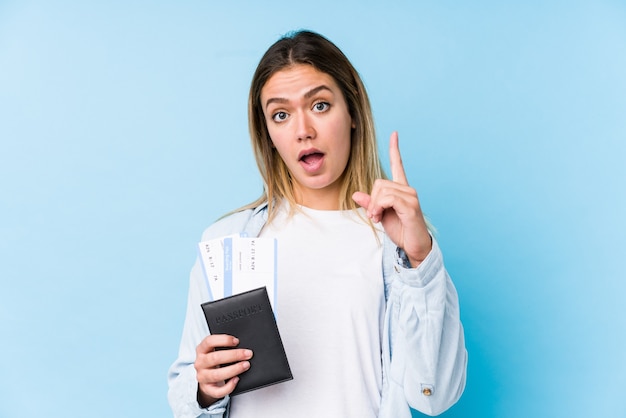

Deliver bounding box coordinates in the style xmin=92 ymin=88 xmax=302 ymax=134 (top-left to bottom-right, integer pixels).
xmin=229 ymin=204 xmax=385 ymax=417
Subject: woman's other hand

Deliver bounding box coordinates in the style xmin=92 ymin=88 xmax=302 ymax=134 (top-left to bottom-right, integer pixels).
xmin=194 ymin=334 xmax=253 ymax=407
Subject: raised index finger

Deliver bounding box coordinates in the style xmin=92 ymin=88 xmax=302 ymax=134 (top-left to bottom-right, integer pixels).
xmin=389 ymin=131 xmax=408 ymax=185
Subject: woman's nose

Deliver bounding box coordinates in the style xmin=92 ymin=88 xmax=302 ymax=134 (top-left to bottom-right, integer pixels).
xmin=296 ymin=112 xmax=316 ymax=141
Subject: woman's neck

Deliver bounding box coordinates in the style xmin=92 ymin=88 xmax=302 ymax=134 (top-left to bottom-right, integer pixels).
xmin=292 ymin=186 xmax=341 ymax=210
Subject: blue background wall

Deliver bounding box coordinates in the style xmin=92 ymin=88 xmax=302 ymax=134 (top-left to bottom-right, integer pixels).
xmin=1 ymin=1 xmax=625 ymax=417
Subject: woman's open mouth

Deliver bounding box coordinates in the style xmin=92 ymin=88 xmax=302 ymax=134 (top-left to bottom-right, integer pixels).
xmin=299 ymin=150 xmax=325 ymax=172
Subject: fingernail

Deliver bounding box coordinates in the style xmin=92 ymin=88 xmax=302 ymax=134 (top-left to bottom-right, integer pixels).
xmin=233 ymin=337 xmax=239 ymax=345
xmin=244 ymin=349 xmax=253 ymax=358
xmin=242 ymin=361 xmax=251 ymax=370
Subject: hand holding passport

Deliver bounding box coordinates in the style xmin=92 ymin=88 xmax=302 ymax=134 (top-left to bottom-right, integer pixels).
xmin=197 ymin=236 xmax=292 ymax=396
xmin=201 ymin=287 xmax=292 ymax=395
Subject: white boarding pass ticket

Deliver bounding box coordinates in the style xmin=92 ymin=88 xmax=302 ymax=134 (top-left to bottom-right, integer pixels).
xmin=197 ymin=234 xmax=238 ymax=301
xmin=199 ymin=235 xmax=277 ymax=309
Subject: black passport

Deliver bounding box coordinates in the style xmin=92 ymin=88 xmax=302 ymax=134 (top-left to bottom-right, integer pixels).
xmin=200 ymin=287 xmax=292 ymax=395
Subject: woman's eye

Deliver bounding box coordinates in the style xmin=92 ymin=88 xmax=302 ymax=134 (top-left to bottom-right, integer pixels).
xmin=272 ymin=111 xmax=288 ymax=122
xmin=313 ymin=102 xmax=330 ymax=112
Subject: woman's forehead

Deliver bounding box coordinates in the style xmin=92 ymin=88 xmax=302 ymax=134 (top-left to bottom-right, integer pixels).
xmin=261 ymin=64 xmax=339 ymax=102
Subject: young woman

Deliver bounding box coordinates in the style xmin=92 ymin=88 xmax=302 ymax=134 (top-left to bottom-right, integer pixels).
xmin=168 ymin=30 xmax=467 ymax=418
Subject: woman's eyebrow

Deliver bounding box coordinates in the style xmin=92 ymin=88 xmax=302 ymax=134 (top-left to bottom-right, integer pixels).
xmin=265 ymin=85 xmax=333 ymax=109
xmin=304 ymin=85 xmax=332 ymax=99
xmin=265 ymin=97 xmax=288 ymax=109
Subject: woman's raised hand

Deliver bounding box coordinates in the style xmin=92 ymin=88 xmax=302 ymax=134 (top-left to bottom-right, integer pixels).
xmin=352 ymin=131 xmax=432 ymax=267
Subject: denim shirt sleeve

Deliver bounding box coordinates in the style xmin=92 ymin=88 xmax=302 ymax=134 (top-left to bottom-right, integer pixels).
xmin=380 ymin=235 xmax=467 ymax=417
xmin=167 ymin=253 xmax=231 ymax=417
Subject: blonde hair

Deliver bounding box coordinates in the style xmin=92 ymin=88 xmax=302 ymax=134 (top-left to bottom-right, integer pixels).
xmin=239 ymin=30 xmax=386 ymax=223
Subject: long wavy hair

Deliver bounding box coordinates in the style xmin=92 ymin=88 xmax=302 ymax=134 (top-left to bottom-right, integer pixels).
xmin=240 ymin=30 xmax=386 ymax=222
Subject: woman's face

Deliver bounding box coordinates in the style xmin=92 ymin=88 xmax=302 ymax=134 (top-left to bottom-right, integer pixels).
xmin=261 ymin=64 xmax=353 ymax=210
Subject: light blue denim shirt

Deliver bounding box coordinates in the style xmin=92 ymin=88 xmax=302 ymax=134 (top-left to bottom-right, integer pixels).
xmin=168 ymin=203 xmax=467 ymax=417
